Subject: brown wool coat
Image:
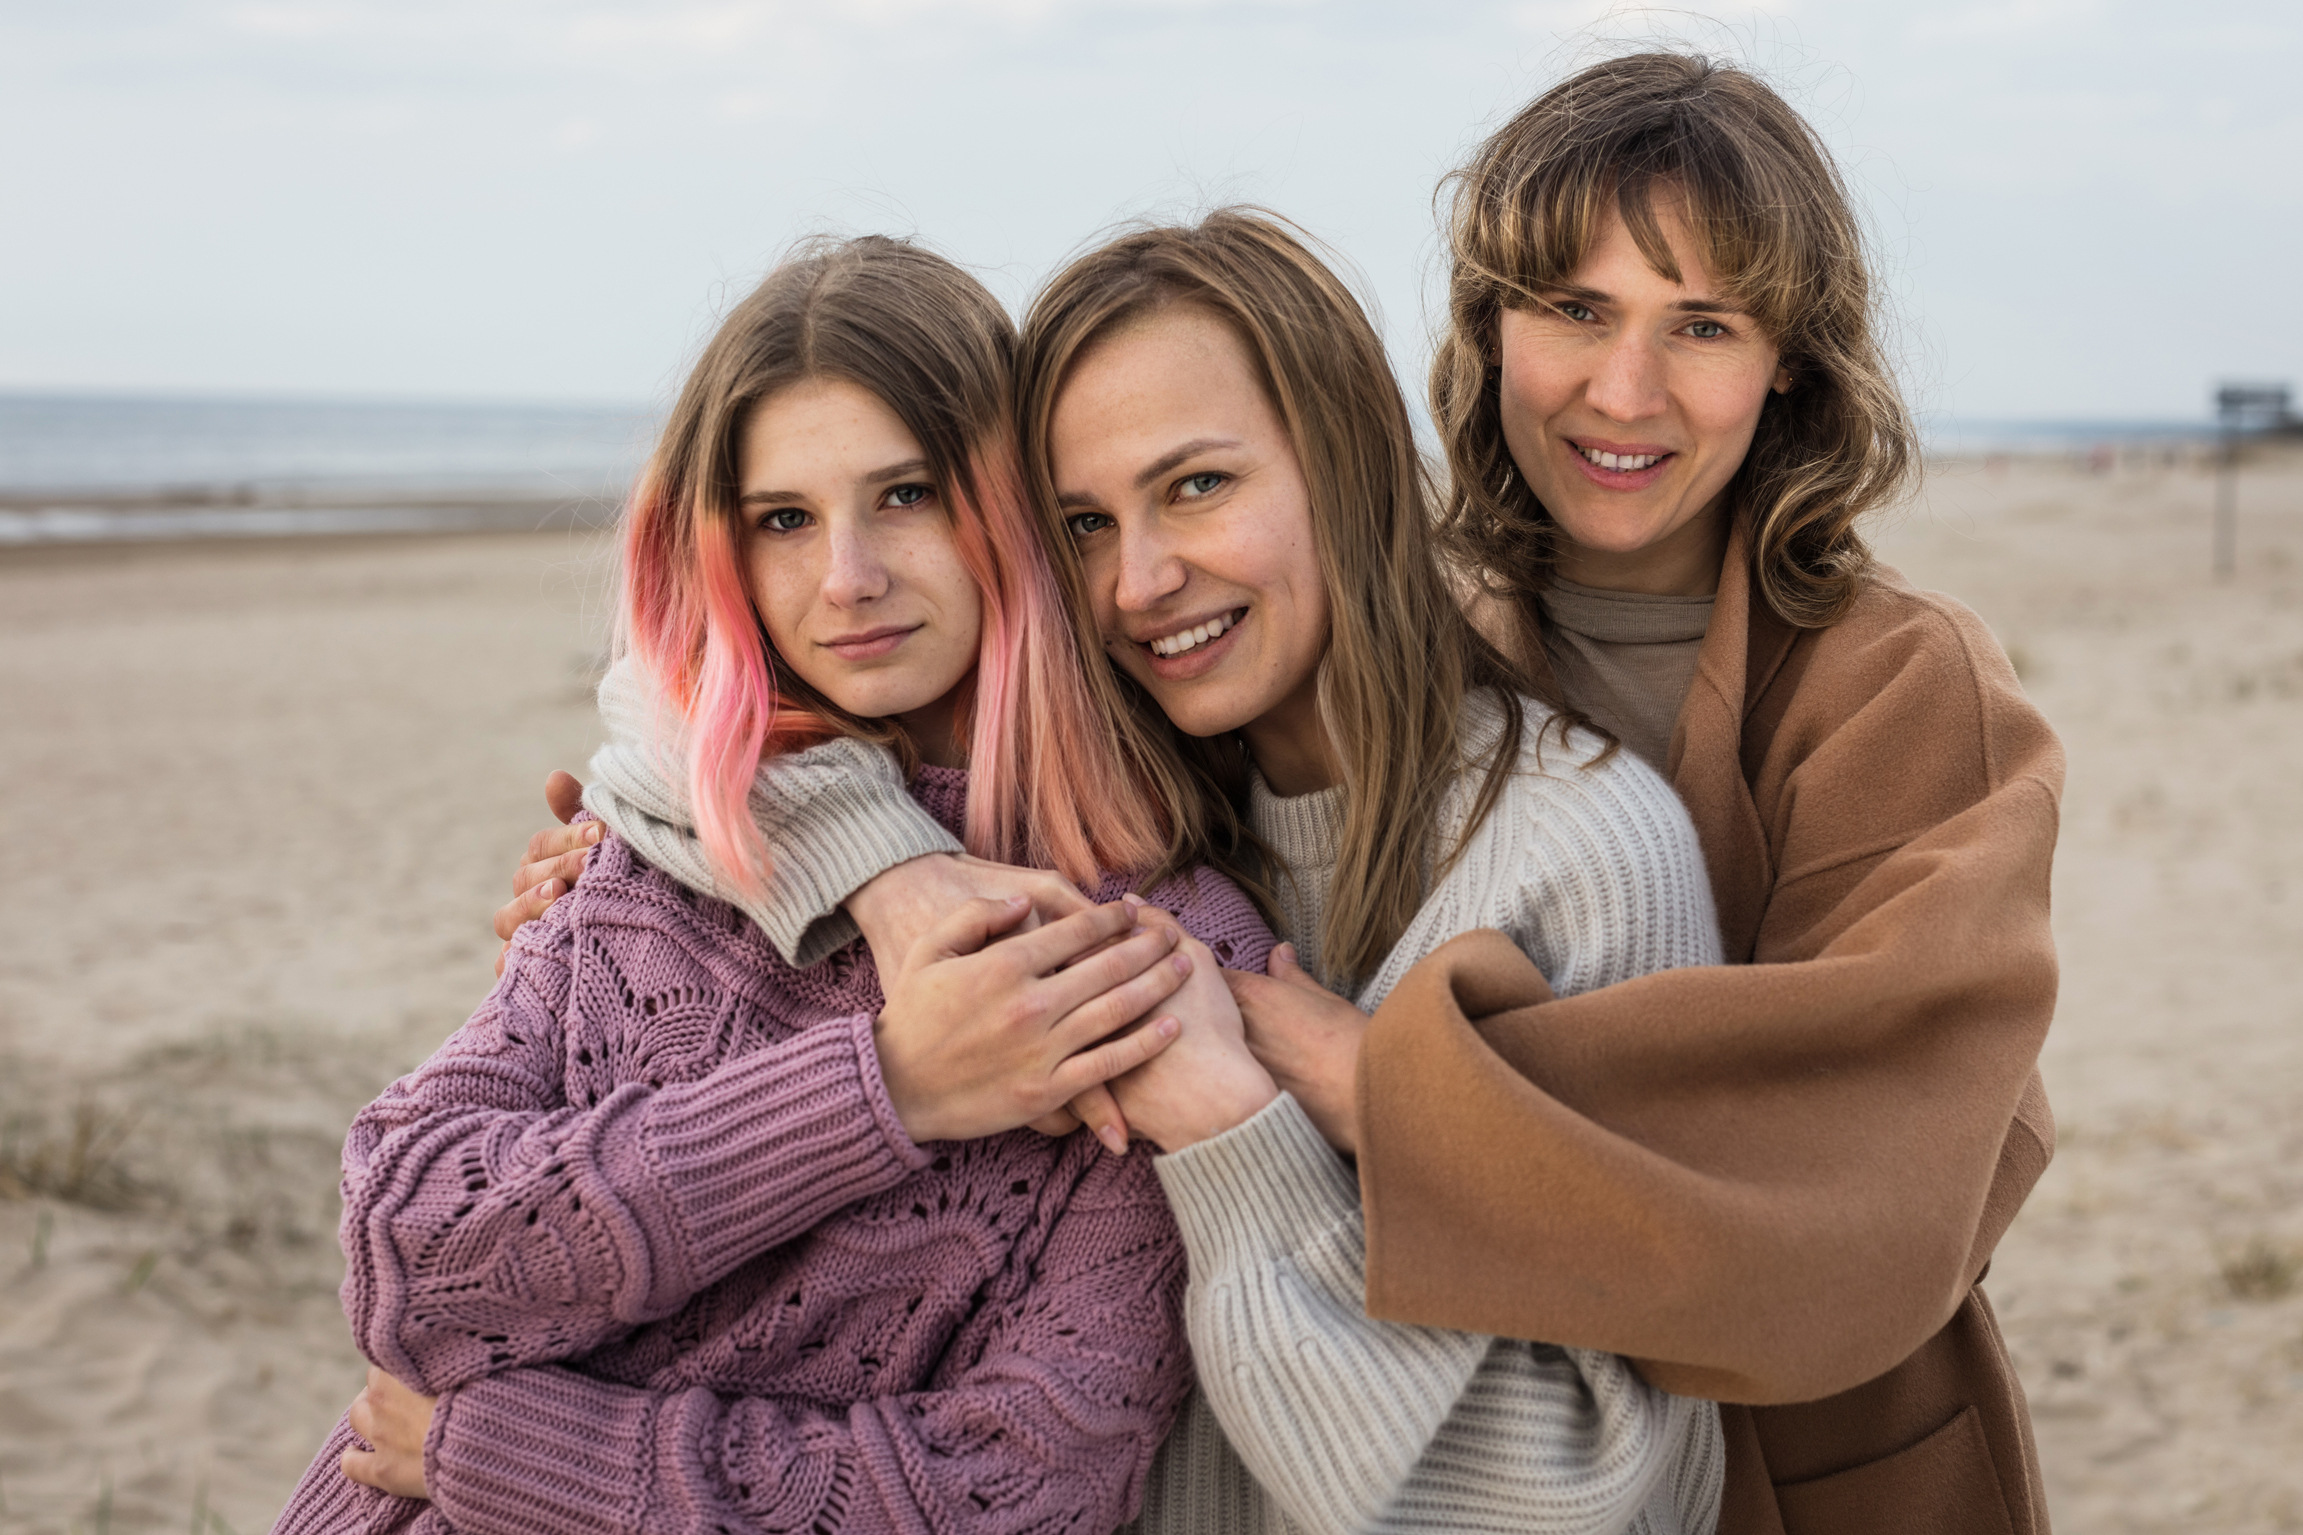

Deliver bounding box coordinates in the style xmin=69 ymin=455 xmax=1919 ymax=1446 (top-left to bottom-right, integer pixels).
xmin=1358 ymin=517 xmax=2062 ymax=1535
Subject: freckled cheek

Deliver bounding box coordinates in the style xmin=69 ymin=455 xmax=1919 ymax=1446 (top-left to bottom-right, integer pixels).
xmin=749 ymin=561 xmax=813 ymax=656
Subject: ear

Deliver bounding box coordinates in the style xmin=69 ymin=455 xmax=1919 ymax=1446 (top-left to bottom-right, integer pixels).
xmin=1772 ymin=365 xmax=1795 ymax=395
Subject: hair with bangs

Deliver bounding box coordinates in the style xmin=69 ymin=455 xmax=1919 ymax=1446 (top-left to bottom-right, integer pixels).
xmin=1433 ymin=51 xmax=1917 ymax=632
xmin=620 ymin=234 xmax=1168 ymax=894
xmin=1018 ymin=209 xmax=1526 ymax=986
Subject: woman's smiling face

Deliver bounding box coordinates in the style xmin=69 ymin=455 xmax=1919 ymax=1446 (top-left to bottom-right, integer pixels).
xmin=1049 ymin=304 xmax=1335 ymax=793
xmin=1496 ymin=192 xmax=1791 ymax=595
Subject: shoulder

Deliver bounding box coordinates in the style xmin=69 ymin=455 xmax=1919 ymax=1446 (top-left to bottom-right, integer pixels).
xmin=1452 ymin=690 xmax=1702 ymax=865
xmin=534 ymin=829 xmax=790 ymax=976
xmin=1761 ymin=565 xmax=2056 ymax=794
xmin=1400 ymin=692 xmax=1720 ymax=996
xmin=1795 ymin=564 xmax=2023 ymax=709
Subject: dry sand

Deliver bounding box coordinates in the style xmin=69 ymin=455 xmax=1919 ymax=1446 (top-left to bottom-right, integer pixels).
xmin=1 ymin=455 xmax=2299 ymax=1533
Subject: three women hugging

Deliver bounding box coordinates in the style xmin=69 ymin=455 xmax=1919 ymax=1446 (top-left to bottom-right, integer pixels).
xmin=279 ymin=51 xmax=2064 ymax=1535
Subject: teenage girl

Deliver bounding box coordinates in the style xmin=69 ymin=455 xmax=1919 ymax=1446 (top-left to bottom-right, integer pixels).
xmin=278 ymin=235 xmax=1272 ymax=1535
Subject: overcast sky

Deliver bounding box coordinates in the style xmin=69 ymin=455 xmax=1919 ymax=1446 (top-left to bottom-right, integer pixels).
xmin=3 ymin=0 xmax=2295 ymax=422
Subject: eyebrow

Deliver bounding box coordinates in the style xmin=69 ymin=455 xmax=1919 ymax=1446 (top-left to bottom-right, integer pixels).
xmin=738 ymin=458 xmax=931 ymax=506
xmin=1536 ymin=284 xmax=1747 ymax=316
xmin=1054 ymin=438 xmax=1246 ymax=509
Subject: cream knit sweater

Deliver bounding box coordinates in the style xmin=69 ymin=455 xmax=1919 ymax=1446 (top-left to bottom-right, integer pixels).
xmin=582 ymin=665 xmax=1725 ymax=1535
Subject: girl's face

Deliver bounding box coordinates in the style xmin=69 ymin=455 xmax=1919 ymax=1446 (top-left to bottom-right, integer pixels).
xmin=741 ymin=378 xmax=982 ymax=767
xmin=1495 ymin=194 xmax=1791 ymax=595
xmin=1050 ymin=305 xmax=1336 ymax=794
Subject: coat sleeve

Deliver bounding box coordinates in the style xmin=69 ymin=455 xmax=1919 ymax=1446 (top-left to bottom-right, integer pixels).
xmin=339 ymin=887 xmax=931 ymax=1394
xmin=1355 ymin=592 xmax=2064 ymax=1405
xmin=419 ymin=1148 xmax=1193 ymax=1535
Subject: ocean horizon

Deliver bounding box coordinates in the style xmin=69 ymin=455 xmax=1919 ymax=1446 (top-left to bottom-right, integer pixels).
xmin=0 ymin=389 xmax=2240 ymax=546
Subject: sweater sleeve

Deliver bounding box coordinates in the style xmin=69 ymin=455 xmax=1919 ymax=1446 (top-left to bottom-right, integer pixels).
xmin=1356 ymin=583 xmax=2064 ymax=1406
xmin=585 ymin=659 xmax=960 ymax=967
xmin=1151 ymin=740 xmax=1727 ymax=1535
xmin=421 ymin=1146 xmax=1193 ymax=1535
xmin=1159 ymin=1096 xmax=1719 ymax=1535
xmin=339 ymin=894 xmax=932 ymax=1395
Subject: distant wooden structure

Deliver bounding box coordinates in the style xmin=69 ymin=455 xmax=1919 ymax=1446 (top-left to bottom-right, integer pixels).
xmin=2214 ymin=382 xmax=2293 ymax=579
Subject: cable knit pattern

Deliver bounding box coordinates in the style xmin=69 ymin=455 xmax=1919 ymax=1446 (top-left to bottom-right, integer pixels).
xmin=1132 ymin=690 xmax=1727 ymax=1535
xmin=274 ymin=765 xmax=1272 ymax=1535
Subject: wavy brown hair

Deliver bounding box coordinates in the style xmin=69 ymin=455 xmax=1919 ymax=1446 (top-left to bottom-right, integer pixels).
xmin=1017 ymin=210 xmax=1525 ymax=986
xmin=1433 ymin=51 xmax=1917 ymax=632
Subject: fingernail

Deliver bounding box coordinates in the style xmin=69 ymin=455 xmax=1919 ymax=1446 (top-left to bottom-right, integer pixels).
xmin=1155 ymin=1015 xmax=1181 ymax=1037
xmin=1007 ymin=894 xmax=1031 ymax=908
xmin=584 ymin=823 xmax=602 ymax=843
xmin=537 ymin=880 xmax=559 ymax=900
xmin=1120 ymin=893 xmax=1147 ymax=909
xmin=1098 ymin=1124 xmax=1128 ymax=1155
xmin=1172 ymin=952 xmax=1194 ymax=976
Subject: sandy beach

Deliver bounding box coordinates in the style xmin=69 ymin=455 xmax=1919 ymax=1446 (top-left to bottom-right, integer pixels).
xmin=2 ymin=454 xmax=2299 ymax=1533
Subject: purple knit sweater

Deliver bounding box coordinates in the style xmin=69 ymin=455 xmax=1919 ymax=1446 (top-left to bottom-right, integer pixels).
xmin=274 ymin=766 xmax=1272 ymax=1535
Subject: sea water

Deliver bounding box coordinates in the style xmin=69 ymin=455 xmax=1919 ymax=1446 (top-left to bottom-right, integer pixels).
xmin=0 ymin=392 xmax=655 ymax=543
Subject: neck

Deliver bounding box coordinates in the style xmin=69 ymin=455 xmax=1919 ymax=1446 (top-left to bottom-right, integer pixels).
xmin=1555 ymin=495 xmax=1730 ymax=596
xmin=896 ymin=687 xmax=970 ymax=769
xmin=1240 ymin=667 xmax=1339 ymax=796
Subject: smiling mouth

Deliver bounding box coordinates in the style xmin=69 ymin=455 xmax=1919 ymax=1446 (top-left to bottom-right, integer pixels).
xmin=1145 ymin=608 xmax=1245 ymax=658
xmin=1575 ymin=444 xmax=1670 ymax=472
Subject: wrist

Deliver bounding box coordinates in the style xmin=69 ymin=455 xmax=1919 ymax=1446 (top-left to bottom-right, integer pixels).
xmin=848 ymin=853 xmax=951 ymax=965
xmin=1153 ymin=1066 xmax=1279 ymax=1154
xmin=870 ymin=1012 xmax=930 ymax=1144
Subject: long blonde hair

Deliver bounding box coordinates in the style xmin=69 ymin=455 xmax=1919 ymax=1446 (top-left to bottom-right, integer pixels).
xmin=1017 ymin=210 xmax=1527 ymax=986
xmin=1433 ymin=51 xmax=1918 ymax=632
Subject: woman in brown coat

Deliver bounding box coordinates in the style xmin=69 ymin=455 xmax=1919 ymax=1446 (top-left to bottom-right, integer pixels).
xmin=1232 ymin=52 xmax=2062 ymax=1535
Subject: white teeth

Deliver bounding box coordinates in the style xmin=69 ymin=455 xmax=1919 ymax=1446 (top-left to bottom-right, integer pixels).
xmin=1580 ymin=446 xmax=1662 ymax=472
xmin=1150 ymin=611 xmax=1237 ymax=657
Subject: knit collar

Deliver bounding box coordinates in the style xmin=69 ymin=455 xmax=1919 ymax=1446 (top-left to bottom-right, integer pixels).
xmin=1539 ymin=576 xmax=1715 ymax=646
xmin=1247 ymin=770 xmax=1345 ymax=879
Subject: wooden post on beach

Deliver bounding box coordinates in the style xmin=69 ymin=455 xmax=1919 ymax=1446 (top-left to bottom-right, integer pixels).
xmin=2214 ymin=432 xmax=2238 ymax=581
xmin=2212 ymin=382 xmax=2292 ymax=580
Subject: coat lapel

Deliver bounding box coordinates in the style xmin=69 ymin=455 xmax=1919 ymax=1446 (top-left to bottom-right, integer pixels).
xmin=1669 ymin=517 xmax=1786 ymax=962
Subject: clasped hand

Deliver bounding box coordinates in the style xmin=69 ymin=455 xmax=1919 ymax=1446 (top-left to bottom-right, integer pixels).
xmin=873 ymin=894 xmax=1198 ymax=1148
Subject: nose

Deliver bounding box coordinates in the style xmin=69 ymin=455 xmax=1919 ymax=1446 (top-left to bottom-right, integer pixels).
xmin=1109 ymin=514 xmax=1188 ymax=616
xmin=1584 ymin=326 xmax=1667 ymax=424
xmin=820 ymin=519 xmax=891 ymax=608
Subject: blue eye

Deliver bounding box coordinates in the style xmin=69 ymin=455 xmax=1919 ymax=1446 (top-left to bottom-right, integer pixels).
xmin=1555 ymin=301 xmax=1596 ymax=323
xmin=759 ymin=507 xmax=809 ymax=533
xmin=886 ymin=483 xmax=934 ymax=508
xmin=1686 ymin=319 xmax=1727 ymax=339
xmin=1066 ymin=510 xmax=1115 ymax=538
xmin=1178 ymin=471 xmax=1226 ymax=499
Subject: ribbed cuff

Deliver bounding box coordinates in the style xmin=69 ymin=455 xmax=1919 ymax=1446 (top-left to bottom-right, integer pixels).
xmin=750 ymin=738 xmax=963 ymax=968
xmin=1154 ymin=1092 xmax=1361 ymax=1281
xmin=643 ymin=1012 xmax=932 ymax=1290
xmin=428 ymin=1369 xmax=659 ymax=1535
